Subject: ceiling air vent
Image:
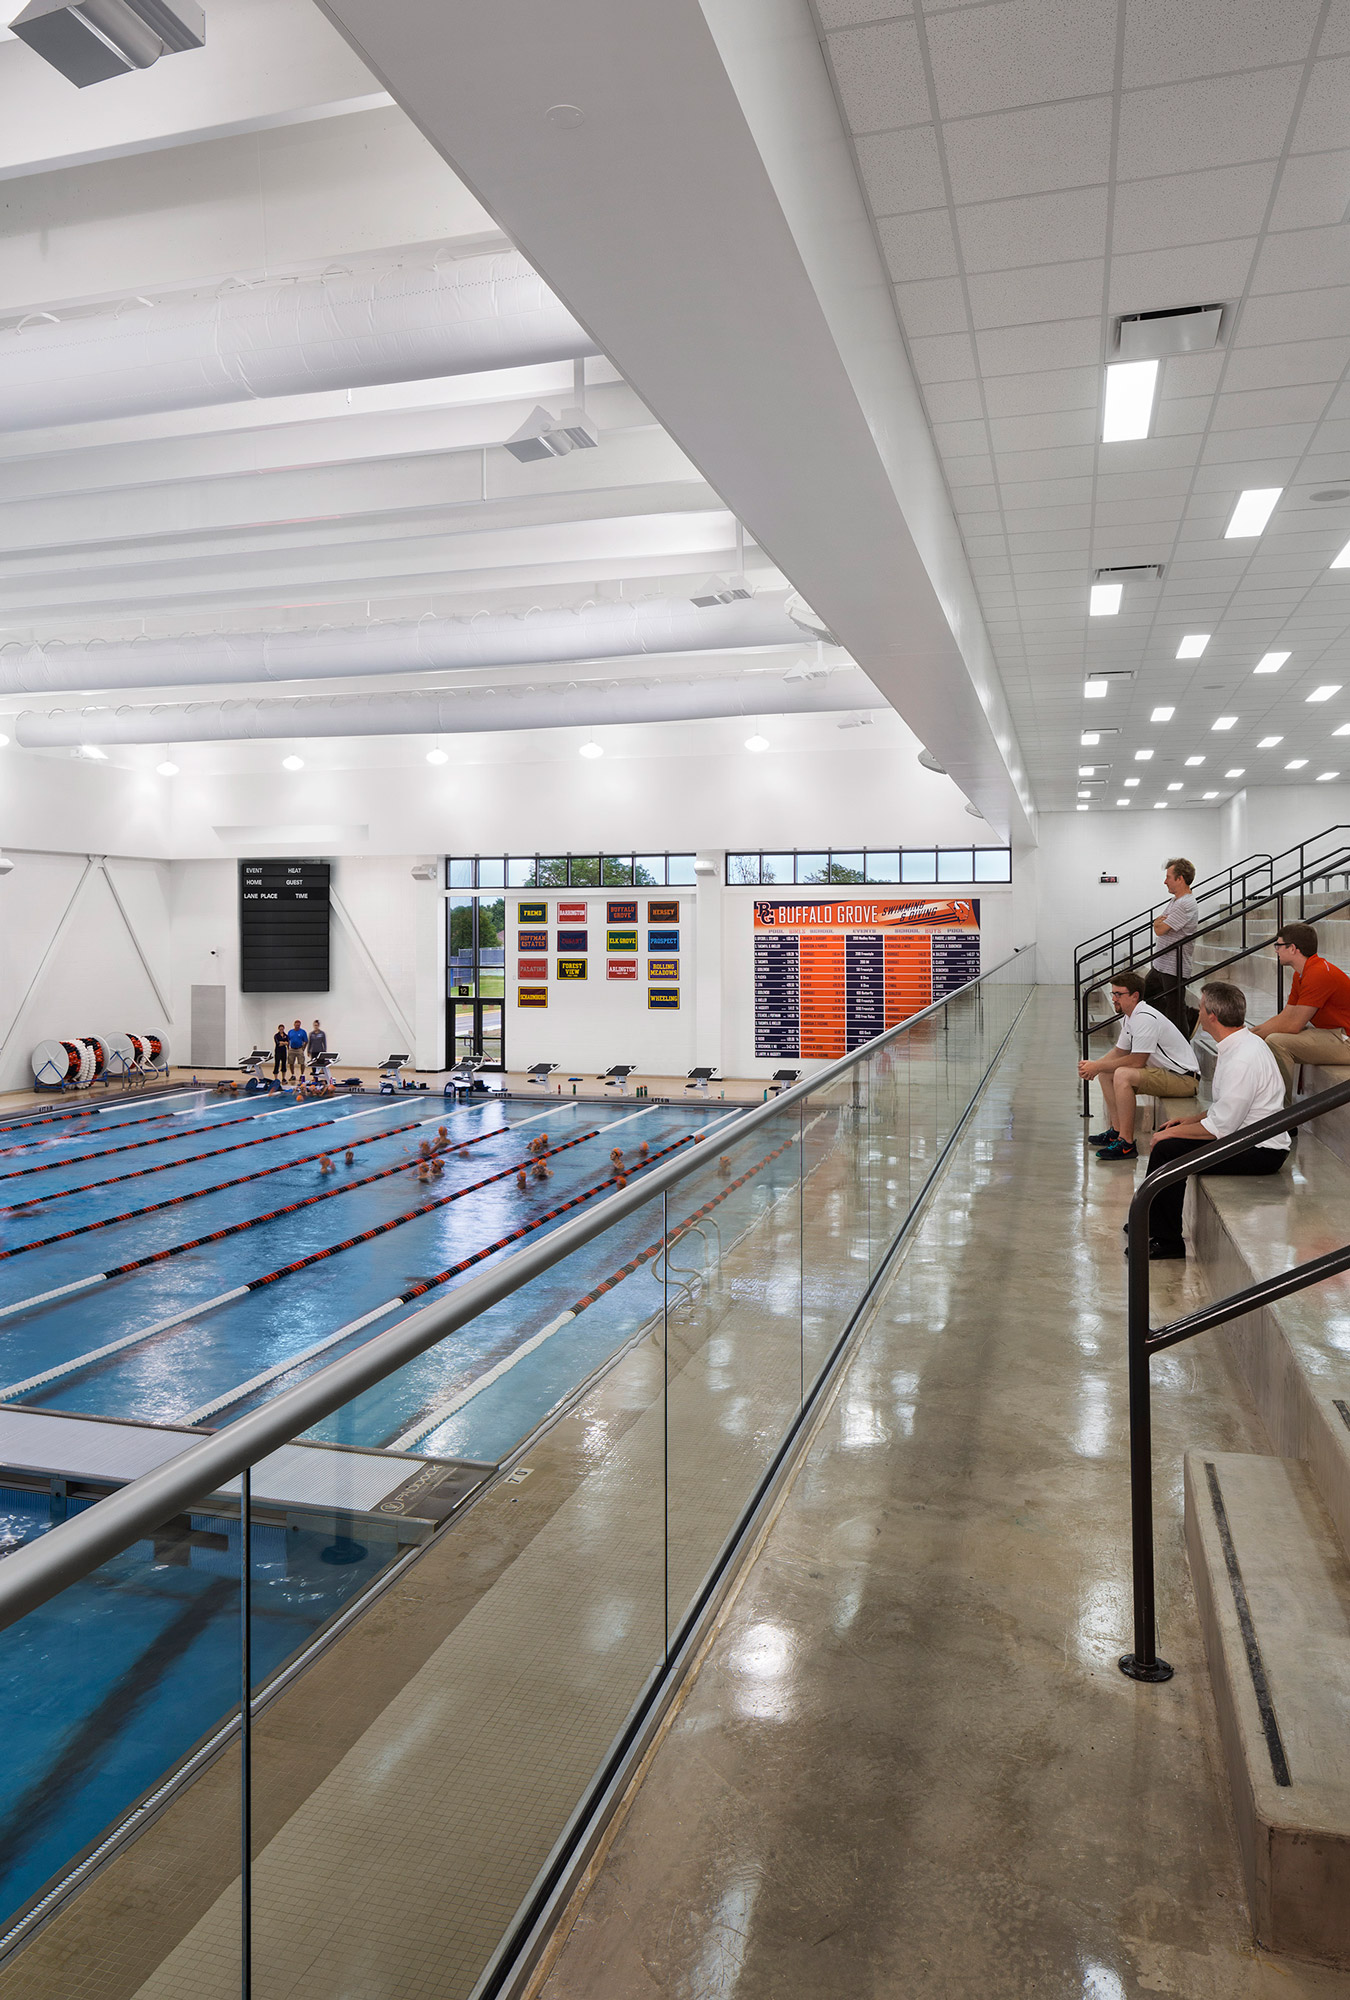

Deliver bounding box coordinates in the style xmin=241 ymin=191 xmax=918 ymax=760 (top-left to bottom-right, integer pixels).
xmin=1114 ymin=305 xmax=1225 ymax=361
xmin=1093 ymin=564 xmax=1164 ymax=582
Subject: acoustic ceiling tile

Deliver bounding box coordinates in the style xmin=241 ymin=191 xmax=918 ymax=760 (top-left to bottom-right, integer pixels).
xmin=827 ymin=17 xmax=930 ymax=134
xmin=932 ymin=417 xmax=993 ymax=457
xmin=906 ymin=329 xmax=979 ymax=382
xmin=925 ymin=0 xmax=1117 ymax=121
xmin=991 ymin=444 xmax=1097 ymax=481
xmin=1210 ymin=383 xmax=1334 ymax=430
xmin=1250 ymin=225 xmax=1350 ymax=295
xmin=987 ymin=409 xmax=1098 ymax=452
xmin=922 ymin=378 xmax=987 ymax=423
xmin=855 ymin=124 xmax=947 ymax=216
xmin=955 ymin=185 xmax=1108 ymax=273
xmin=892 ymin=275 xmax=970 ymax=336
xmin=981 ymin=366 xmax=1099 ymax=418
xmin=878 ymin=207 xmax=961 ymax=282
xmin=1237 ymin=287 xmax=1350 ymax=345
xmin=815 ymin=0 xmax=912 ymax=25
xmin=1121 ymin=0 xmax=1322 ymax=89
xmin=974 ymin=316 xmax=1103 ymax=374
xmin=1268 ymin=150 xmax=1350 ymax=229
xmin=1108 ymin=239 xmax=1260 ymax=314
xmin=1220 ymin=339 xmax=1350 ymax=392
xmin=942 ymin=97 xmax=1113 ymax=205
xmin=967 ymin=258 xmax=1104 ymax=329
xmin=1116 ymin=68 xmax=1303 ymax=181
xmin=1109 ymin=162 xmax=1277 ymax=254
xmin=1290 ymin=57 xmax=1350 ymax=155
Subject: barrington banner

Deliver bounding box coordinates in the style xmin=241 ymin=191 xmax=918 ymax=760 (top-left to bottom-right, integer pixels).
xmin=752 ymin=897 xmax=980 ymax=1059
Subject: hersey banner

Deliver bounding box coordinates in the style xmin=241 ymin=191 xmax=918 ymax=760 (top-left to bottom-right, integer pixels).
xmin=752 ymin=897 xmax=979 ymax=1059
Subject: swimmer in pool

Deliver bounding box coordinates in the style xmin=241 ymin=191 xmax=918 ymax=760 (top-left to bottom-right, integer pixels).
xmin=318 ymin=1153 xmax=335 ymax=1176
xmin=344 ymin=1148 xmax=354 ymax=1166
xmin=516 ymin=1168 xmax=528 ymax=1190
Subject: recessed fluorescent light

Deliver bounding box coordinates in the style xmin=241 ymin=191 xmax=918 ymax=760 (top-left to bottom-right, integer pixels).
xmin=1081 ymin=731 xmax=1101 ymax=746
xmin=1153 ymin=801 xmax=1168 ymax=809
xmin=1317 ymin=770 xmax=1339 ymax=781
xmin=744 ymin=734 xmax=770 ymax=752
xmin=1084 ymin=678 xmax=1109 ymax=698
xmin=1176 ymin=635 xmax=1209 ymax=659
xmin=1258 ymin=735 xmax=1282 ymax=748
xmin=1117 ymin=797 xmax=1130 ymax=805
xmin=1102 ymin=358 xmax=1158 ymax=443
xmin=281 ymin=755 xmax=304 ymax=771
xmin=1166 ymin=782 xmax=1183 ymax=791
xmin=1185 ymin=755 xmax=1205 ymax=766
xmin=1308 ymin=684 xmax=1342 ymax=702
xmin=579 ymin=740 xmax=604 ymax=759
xmin=1331 ymin=537 xmax=1350 ymax=568
xmin=1254 ymin=651 xmax=1289 ymax=673
xmin=1124 ymin=777 xmax=1140 ymax=787
xmin=1225 ymin=487 xmax=1282 ymax=538
xmin=425 ymin=748 xmax=449 ymax=765
xmin=1202 ymin=791 xmax=1219 ymax=799
xmin=1212 ymin=715 xmax=1237 ymax=730
xmin=1286 ymin=758 xmax=1308 ymax=769
xmin=1076 ymin=803 xmax=1090 ymax=811
xmin=1151 ymin=705 xmax=1175 ymax=722
xmin=79 ymin=744 xmax=107 ymax=760
xmin=1134 ymin=748 xmax=1154 ymax=760
xmin=1077 ymin=789 xmax=1092 ymax=798
xmin=1078 ymin=765 xmax=1102 ymax=776
xmin=1090 ymin=583 xmax=1123 ymax=616
xmin=1335 ymin=724 xmax=1350 ymax=737
xmin=156 ymin=760 xmax=179 ymax=777
xmin=1225 ymin=768 xmax=1245 ymax=777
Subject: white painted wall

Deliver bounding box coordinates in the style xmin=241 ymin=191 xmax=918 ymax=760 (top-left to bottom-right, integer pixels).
xmin=502 ymin=888 xmax=697 ymax=1076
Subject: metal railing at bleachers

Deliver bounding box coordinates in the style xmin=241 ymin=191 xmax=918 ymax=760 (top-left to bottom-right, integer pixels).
xmin=1075 ymin=826 xmax=1350 ymax=1115
xmin=0 ymin=949 xmax=1035 ymax=2000
xmin=1120 ymin=1077 xmax=1350 ymax=1683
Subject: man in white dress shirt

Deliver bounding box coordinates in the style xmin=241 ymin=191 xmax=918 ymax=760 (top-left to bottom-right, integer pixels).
xmin=1140 ymin=980 xmax=1289 ymax=1259
xmin=1078 ymin=968 xmax=1200 ymax=1161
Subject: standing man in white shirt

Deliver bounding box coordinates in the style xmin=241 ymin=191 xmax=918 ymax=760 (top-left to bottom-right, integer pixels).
xmin=1140 ymin=979 xmax=1290 ymax=1259
xmin=1078 ymin=968 xmax=1201 ymax=1161
xmin=1149 ymin=857 xmax=1200 ymax=1032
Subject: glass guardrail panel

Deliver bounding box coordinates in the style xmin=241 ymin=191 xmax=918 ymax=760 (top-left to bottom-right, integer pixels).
xmin=663 ymin=1101 xmax=804 ymax=1646
xmin=239 ymin=1175 xmax=673 ymax=2000
xmin=801 ymin=1066 xmax=870 ymax=1391
xmin=0 ymin=1486 xmax=242 ymax=1995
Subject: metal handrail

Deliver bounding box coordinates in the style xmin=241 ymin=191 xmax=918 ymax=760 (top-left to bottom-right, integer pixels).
xmin=1120 ymin=1073 xmax=1350 ymax=1683
xmin=0 ymin=945 xmax=1035 ymax=1634
xmin=1074 ymin=849 xmax=1274 ymax=970
xmin=1075 ymin=845 xmax=1350 ymax=1113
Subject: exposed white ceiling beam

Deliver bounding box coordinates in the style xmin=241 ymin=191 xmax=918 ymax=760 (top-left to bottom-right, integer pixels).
xmin=315 ymin=0 xmax=1034 ymax=836
xmin=0 ymin=0 xmax=388 ymax=181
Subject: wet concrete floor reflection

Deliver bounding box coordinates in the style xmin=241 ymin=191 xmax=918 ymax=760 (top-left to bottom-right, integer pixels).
xmin=541 ymin=989 xmax=1347 ymax=2000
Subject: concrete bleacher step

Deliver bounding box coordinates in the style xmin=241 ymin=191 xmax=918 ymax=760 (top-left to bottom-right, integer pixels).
xmin=1296 ymin=1063 xmax=1350 ymax=1170
xmin=1192 ymin=1137 xmax=1350 ymax=1559
xmin=1184 ymin=1450 xmax=1350 ymax=1965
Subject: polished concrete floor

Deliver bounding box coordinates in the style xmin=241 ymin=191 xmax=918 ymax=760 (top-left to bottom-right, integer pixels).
xmin=539 ymin=989 xmax=1348 ymax=2000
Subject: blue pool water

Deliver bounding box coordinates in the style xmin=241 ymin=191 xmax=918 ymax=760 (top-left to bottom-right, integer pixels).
xmin=0 ymin=1083 xmax=802 ymax=1932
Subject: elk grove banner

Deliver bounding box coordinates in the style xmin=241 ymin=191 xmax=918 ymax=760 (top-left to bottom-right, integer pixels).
xmin=753 ymin=897 xmax=980 ymax=1058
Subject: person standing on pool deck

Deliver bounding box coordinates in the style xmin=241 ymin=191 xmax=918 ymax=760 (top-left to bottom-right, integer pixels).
xmin=307 ymin=1018 xmax=328 ymax=1076
xmin=272 ymin=1023 xmax=288 ymax=1079
xmin=286 ymin=1019 xmax=308 ymax=1079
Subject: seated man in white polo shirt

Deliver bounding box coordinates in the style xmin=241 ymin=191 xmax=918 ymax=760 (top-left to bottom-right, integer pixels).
xmin=1140 ymin=979 xmax=1289 ymax=1259
xmin=1077 ymin=967 xmax=1200 ymax=1161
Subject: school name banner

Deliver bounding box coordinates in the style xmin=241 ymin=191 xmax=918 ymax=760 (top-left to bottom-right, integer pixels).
xmin=752 ymin=897 xmax=979 ymax=1059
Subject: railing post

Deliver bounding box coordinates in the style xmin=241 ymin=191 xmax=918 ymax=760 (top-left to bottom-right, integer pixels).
xmin=1120 ymin=1192 xmax=1173 ymax=1684
xmin=241 ymin=1466 xmax=252 ymax=1999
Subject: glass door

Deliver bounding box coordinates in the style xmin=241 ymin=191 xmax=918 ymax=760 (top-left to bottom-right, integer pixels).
xmin=447 ymin=896 xmax=506 ymax=1070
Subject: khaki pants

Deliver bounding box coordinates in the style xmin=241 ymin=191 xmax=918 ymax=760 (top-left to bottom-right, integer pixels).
xmin=1265 ymin=1029 xmax=1350 ymax=1096
xmin=1134 ymin=1066 xmax=1199 ymax=1098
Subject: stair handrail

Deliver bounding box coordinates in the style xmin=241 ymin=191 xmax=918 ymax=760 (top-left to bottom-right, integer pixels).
xmin=1076 ymin=825 xmax=1350 ymax=990
xmin=1076 ymin=839 xmax=1350 ymax=1113
xmin=1120 ymin=1074 xmax=1350 ymax=1684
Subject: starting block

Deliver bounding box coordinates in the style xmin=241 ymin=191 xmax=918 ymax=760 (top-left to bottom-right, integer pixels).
xmin=598 ymin=1064 xmax=636 ymax=1096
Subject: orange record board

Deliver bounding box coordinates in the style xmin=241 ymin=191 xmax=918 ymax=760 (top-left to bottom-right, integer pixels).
xmin=753 ymin=897 xmax=979 ymax=1059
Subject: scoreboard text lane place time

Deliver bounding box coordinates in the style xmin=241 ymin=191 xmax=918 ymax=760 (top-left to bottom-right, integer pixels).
xmin=240 ymin=859 xmax=330 ymax=993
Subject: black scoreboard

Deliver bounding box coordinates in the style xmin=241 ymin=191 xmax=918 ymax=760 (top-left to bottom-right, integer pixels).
xmin=240 ymin=859 xmax=330 ymax=993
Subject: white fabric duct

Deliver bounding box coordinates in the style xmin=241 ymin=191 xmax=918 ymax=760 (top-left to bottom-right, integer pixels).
xmin=0 ymin=595 xmax=806 ymax=697
xmin=13 ymin=671 xmax=886 ymax=748
xmin=0 ymin=253 xmax=595 ymax=433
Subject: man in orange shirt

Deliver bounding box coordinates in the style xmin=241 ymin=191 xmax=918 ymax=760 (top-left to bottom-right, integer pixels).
xmin=1251 ymin=922 xmax=1350 ymax=1094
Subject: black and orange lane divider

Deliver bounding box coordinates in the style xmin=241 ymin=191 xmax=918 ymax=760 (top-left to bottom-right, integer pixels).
xmin=0 ymin=1100 xmax=192 ymax=1152
xmin=0 ymin=1126 xmax=608 ymax=1343
xmin=565 ymin=1132 xmax=796 ymax=1314
xmin=0 ymin=1103 xmax=302 ymax=1188
xmin=0 ymin=1106 xmax=429 ymax=1212
xmin=0 ymin=1115 xmax=513 ymax=1257
xmin=183 ymin=1131 xmax=704 ymax=1427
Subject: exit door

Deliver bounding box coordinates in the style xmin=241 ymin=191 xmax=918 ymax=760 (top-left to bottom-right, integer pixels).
xmin=447 ymin=894 xmax=505 ymax=1070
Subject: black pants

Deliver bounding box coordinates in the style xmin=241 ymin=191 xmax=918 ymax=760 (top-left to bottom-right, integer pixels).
xmin=1144 ymin=1136 xmax=1287 ymax=1246
xmin=1143 ymin=969 xmax=1192 ymax=1036
xmin=273 ymin=1049 xmax=286 ymax=1076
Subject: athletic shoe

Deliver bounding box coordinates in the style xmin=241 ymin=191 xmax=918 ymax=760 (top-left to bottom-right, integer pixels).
xmin=1149 ymin=1239 xmax=1186 ymax=1260
xmin=1087 ymin=1126 xmax=1117 ymax=1145
xmin=1095 ymin=1139 xmax=1138 ymax=1161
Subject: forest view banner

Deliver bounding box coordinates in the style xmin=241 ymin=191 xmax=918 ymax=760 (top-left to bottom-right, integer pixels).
xmin=753 ymin=898 xmax=980 ymax=1058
